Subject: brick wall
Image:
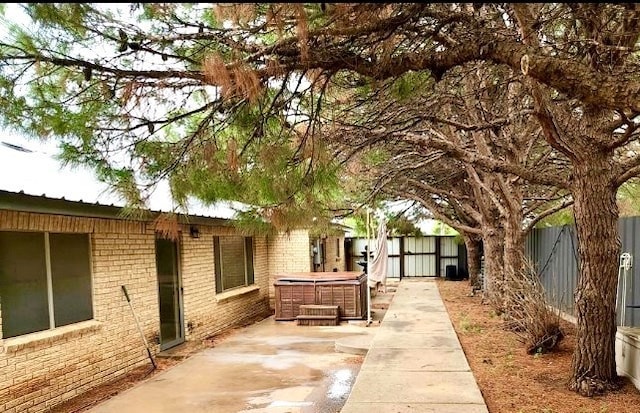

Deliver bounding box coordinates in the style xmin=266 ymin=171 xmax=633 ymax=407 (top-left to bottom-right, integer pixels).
xmin=266 ymin=229 xmax=312 ymax=309
xmin=0 ymin=209 xmax=271 ymax=413
xmin=180 ymin=226 xmax=270 ymax=342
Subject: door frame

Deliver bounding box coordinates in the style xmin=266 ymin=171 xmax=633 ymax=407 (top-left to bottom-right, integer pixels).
xmin=155 ymin=236 xmax=185 ymax=351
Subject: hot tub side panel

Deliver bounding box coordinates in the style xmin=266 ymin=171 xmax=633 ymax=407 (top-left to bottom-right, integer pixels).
xmin=273 ymin=273 xmax=367 ymax=320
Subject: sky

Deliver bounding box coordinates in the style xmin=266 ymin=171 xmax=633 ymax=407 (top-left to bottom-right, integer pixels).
xmin=0 ymin=4 xmax=243 ymax=218
xmin=0 ymin=131 xmax=239 ymax=219
xmin=0 ymin=4 xmax=446 ymax=232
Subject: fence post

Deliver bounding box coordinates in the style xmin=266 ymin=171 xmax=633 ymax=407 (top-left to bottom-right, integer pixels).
xmin=399 ymin=237 xmax=405 ymax=280
xmin=435 ymin=236 xmax=442 ymax=277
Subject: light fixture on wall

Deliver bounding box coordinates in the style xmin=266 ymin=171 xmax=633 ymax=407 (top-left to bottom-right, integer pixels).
xmin=189 ymin=225 xmax=200 ymax=239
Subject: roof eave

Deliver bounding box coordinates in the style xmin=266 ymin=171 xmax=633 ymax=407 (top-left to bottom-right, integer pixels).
xmin=0 ymin=190 xmax=233 ymax=227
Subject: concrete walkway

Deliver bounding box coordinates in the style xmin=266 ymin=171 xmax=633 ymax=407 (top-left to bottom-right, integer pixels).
xmin=340 ymin=279 xmax=489 ymax=413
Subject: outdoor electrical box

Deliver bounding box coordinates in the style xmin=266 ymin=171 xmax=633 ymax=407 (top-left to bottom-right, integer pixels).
xmin=312 ymin=239 xmax=324 ymax=265
xmin=446 ymin=265 xmax=460 ymax=281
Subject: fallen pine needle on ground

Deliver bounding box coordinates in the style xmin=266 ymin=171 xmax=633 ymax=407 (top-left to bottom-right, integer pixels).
xmin=437 ymin=278 xmax=640 ymax=413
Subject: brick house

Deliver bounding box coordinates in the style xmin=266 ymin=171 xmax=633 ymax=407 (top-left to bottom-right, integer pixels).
xmin=0 ymin=141 xmax=346 ymax=412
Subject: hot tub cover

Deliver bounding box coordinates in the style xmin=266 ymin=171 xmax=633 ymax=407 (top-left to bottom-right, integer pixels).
xmin=275 ymin=271 xmax=364 ymax=282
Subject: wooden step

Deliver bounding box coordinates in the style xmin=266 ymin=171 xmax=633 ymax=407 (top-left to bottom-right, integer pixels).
xmin=299 ymin=304 xmax=339 ymax=317
xmin=296 ymin=314 xmax=339 ymax=320
xmin=296 ymin=315 xmax=340 ymax=326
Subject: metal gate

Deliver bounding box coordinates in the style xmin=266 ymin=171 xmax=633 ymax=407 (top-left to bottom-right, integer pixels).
xmin=346 ymin=236 xmax=461 ymax=278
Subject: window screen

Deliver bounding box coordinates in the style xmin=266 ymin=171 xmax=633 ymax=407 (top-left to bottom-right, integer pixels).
xmin=0 ymin=232 xmax=49 ymax=338
xmin=49 ymin=233 xmax=93 ymax=327
xmin=214 ymin=236 xmax=255 ymax=293
xmin=0 ymin=231 xmax=93 ymax=338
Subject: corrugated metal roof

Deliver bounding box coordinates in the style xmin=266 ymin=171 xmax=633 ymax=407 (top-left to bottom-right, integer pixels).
xmin=0 ymin=136 xmax=240 ymax=220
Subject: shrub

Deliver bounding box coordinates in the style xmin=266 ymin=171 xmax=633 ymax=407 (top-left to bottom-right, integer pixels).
xmin=502 ymin=258 xmax=564 ymax=354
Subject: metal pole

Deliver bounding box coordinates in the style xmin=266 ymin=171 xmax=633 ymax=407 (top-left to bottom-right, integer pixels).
xmin=366 ymin=209 xmax=372 ymax=326
xmin=122 ymin=285 xmax=157 ymax=369
xmin=617 ymin=253 xmax=632 ymax=327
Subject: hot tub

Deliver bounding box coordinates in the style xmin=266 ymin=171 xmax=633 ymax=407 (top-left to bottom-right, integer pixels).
xmin=274 ymin=271 xmax=367 ymax=321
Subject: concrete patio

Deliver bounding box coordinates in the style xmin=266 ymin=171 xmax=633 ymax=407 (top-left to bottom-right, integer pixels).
xmin=87 ymin=279 xmax=488 ymax=413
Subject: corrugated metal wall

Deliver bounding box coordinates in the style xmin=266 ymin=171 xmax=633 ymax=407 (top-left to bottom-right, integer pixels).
xmin=348 ymin=237 xmax=402 ymax=277
xmin=526 ymin=218 xmax=640 ymax=327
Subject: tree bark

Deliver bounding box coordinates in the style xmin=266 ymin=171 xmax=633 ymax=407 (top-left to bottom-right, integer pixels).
xmin=482 ymin=225 xmax=505 ymax=311
xmin=503 ymin=209 xmax=525 ymax=282
xmin=501 ymin=211 xmax=527 ymax=317
xmin=568 ymin=156 xmax=621 ymax=396
xmin=464 ymin=235 xmax=482 ymax=290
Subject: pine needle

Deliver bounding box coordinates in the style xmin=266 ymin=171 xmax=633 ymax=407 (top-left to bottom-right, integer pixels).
xmin=203 ymin=53 xmax=233 ymax=98
xmin=266 ymin=59 xmax=286 ymax=78
xmin=226 ymin=138 xmax=238 ymax=172
xmin=231 ymin=65 xmax=263 ymax=103
xmin=154 ymin=213 xmax=180 ymax=241
xmin=294 ymin=4 xmax=309 ymax=64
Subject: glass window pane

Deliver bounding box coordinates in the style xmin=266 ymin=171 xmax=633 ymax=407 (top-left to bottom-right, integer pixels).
xmin=245 ymin=237 xmax=254 ymax=286
xmin=0 ymin=232 xmax=49 ymax=338
xmin=219 ymin=236 xmax=246 ymax=290
xmin=213 ymin=237 xmax=222 ymax=293
xmin=49 ymin=233 xmax=93 ymax=327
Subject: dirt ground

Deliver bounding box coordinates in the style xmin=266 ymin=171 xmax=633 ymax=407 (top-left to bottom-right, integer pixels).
xmin=437 ymin=278 xmax=640 ymax=413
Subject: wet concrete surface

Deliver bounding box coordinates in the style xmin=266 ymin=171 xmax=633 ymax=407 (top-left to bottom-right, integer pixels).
xmin=89 ymin=285 xmax=396 ymax=413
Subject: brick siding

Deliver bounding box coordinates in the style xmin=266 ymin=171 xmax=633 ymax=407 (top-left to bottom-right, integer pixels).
xmin=265 ymin=229 xmax=312 ymax=309
xmin=0 ymin=209 xmax=278 ymax=413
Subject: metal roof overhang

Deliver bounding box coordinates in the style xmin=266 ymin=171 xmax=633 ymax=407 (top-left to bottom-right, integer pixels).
xmin=0 ymin=190 xmax=232 ymax=227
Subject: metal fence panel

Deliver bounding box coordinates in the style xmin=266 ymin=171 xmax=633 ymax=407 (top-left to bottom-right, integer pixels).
xmin=387 ymin=238 xmax=401 ymax=278
xmin=405 ymin=254 xmax=436 ymax=277
xmin=346 ymin=236 xmax=459 ymax=279
xmin=406 ymin=237 xmax=436 ymax=253
xmin=440 ymin=258 xmax=459 ymax=277
xmin=527 ymin=218 xmax=640 ymax=327
xmin=526 ymin=225 xmax=578 ymax=315
xmin=441 ymin=237 xmax=458 ymax=256
xmin=387 ymin=256 xmax=401 ymax=278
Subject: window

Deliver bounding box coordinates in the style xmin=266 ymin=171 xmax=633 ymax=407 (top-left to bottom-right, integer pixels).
xmin=0 ymin=231 xmax=93 ymax=338
xmin=336 ymin=238 xmax=341 ymax=258
xmin=213 ymin=236 xmax=254 ymax=293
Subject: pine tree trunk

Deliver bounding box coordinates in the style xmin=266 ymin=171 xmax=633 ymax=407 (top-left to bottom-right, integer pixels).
xmin=568 ymin=157 xmax=621 ymax=396
xmin=502 ymin=214 xmax=526 ymax=319
xmin=503 ymin=212 xmax=525 ymax=282
xmin=482 ymin=225 xmax=505 ymax=311
xmin=465 ymin=236 xmax=482 ymax=290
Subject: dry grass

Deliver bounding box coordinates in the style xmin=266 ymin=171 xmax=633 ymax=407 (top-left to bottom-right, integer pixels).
xmin=502 ymin=260 xmax=564 ymax=354
xmin=437 ymin=278 xmax=640 ymax=413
